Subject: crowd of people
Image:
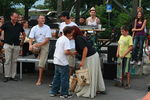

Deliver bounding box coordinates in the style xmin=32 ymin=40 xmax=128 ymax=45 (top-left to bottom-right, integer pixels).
xmin=0 ymin=6 xmax=150 ymax=99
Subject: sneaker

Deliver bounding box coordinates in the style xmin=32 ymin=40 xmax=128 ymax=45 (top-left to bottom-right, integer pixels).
xmin=137 ymin=61 xmax=142 ymax=65
xmin=49 ymin=90 xmax=60 ymax=97
xmin=49 ymin=83 xmax=53 ymax=87
xmin=60 ymin=94 xmax=72 ymax=99
xmin=49 ymin=93 xmax=57 ymax=97
xmin=10 ymin=77 xmax=18 ymax=81
xmin=130 ymin=60 xmax=136 ymax=65
xmin=3 ymin=77 xmax=10 ymax=82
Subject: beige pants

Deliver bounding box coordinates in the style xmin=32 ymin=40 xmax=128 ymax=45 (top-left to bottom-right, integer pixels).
xmin=3 ymin=43 xmax=20 ymax=78
xmin=38 ymin=43 xmax=49 ymax=67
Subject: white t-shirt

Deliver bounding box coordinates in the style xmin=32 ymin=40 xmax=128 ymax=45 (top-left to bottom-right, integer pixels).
xmin=24 ymin=28 xmax=30 ymax=37
xmin=59 ymin=22 xmax=77 ymax=49
xmin=29 ymin=24 xmax=52 ymax=43
xmin=53 ymin=35 xmax=71 ymax=66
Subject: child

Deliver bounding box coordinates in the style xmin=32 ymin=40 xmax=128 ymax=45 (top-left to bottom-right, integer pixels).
xmin=116 ymin=26 xmax=133 ymax=88
xmin=49 ymin=26 xmax=76 ymax=98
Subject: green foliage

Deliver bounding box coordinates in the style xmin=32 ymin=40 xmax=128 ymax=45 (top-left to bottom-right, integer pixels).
xmin=114 ymin=12 xmax=131 ymax=28
xmin=19 ymin=0 xmax=38 ymax=8
xmin=34 ymin=5 xmax=48 ymax=9
xmin=16 ymin=8 xmax=24 ymax=15
xmin=95 ymin=4 xmax=132 ymax=38
xmin=145 ymin=13 xmax=150 ymax=29
xmin=0 ymin=0 xmax=17 ymax=20
xmin=44 ymin=0 xmax=57 ymax=10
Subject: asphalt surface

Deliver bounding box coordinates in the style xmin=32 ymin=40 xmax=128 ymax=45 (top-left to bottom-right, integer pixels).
xmin=0 ymin=69 xmax=150 ymax=100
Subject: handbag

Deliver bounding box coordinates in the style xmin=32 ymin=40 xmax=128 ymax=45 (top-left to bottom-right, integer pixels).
xmin=69 ymin=74 xmax=78 ymax=92
xmin=69 ymin=58 xmax=78 ymax=92
xmin=76 ymin=68 xmax=90 ymax=86
xmin=31 ymin=46 xmax=41 ymax=54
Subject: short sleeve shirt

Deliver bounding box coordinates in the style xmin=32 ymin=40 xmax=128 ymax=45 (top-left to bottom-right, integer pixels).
xmin=59 ymin=22 xmax=77 ymax=33
xmin=118 ymin=35 xmax=133 ymax=58
xmin=53 ymin=35 xmax=71 ymax=66
xmin=0 ymin=21 xmax=24 ymax=45
xmin=59 ymin=22 xmax=78 ymax=49
xmin=75 ymin=35 xmax=96 ymax=57
xmin=29 ymin=24 xmax=52 ymax=43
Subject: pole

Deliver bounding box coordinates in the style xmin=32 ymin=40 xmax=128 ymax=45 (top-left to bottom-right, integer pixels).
xmin=57 ymin=0 xmax=62 ymax=15
xmin=139 ymin=0 xmax=142 ymax=7
xmin=108 ymin=13 xmax=110 ymax=26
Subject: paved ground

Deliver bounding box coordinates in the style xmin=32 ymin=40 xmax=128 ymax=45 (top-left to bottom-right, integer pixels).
xmin=0 ymin=70 xmax=150 ymax=100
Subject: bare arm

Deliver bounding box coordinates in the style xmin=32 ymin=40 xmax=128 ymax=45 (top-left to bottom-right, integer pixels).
xmin=86 ymin=18 xmax=89 ymax=25
xmin=132 ymin=19 xmax=137 ymax=37
xmin=65 ymin=50 xmax=73 ymax=55
xmin=34 ymin=38 xmax=50 ymax=47
xmin=80 ymin=47 xmax=88 ymax=67
xmin=96 ymin=17 xmax=100 ymax=24
xmin=29 ymin=38 xmax=34 ymax=51
xmin=0 ymin=29 xmax=3 ymax=33
xmin=133 ymin=19 xmax=147 ymax=32
xmin=116 ymin=44 xmax=120 ymax=57
xmin=121 ymin=45 xmax=133 ymax=58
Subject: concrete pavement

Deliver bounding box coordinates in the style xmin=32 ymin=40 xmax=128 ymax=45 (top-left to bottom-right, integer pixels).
xmin=0 ymin=72 xmax=149 ymax=100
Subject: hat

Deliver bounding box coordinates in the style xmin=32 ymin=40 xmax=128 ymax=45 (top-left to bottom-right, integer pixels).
xmin=59 ymin=11 xmax=70 ymax=18
xmin=90 ymin=7 xmax=96 ymax=12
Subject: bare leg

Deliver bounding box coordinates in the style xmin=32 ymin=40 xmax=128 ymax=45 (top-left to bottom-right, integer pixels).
xmin=127 ymin=72 xmax=131 ymax=86
xmin=69 ymin=67 xmax=74 ymax=76
xmin=36 ymin=67 xmax=44 ymax=86
xmin=121 ymin=72 xmax=125 ymax=87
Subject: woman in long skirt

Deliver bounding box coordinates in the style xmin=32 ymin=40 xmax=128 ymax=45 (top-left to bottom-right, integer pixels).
xmin=72 ymin=26 xmax=106 ymax=98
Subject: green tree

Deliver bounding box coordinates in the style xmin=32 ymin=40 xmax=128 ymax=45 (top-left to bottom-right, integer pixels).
xmin=0 ymin=0 xmax=17 ymax=20
xmin=19 ymin=0 xmax=38 ymax=20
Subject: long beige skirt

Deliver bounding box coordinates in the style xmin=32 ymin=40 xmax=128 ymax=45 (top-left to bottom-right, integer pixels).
xmin=75 ymin=52 xmax=105 ymax=98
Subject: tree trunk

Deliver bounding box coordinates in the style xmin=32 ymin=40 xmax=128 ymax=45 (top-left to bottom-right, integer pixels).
xmin=24 ymin=5 xmax=29 ymax=20
xmin=132 ymin=0 xmax=139 ymax=18
xmin=57 ymin=0 xmax=63 ymax=15
xmin=113 ymin=0 xmax=131 ymax=16
xmin=75 ymin=0 xmax=80 ymax=24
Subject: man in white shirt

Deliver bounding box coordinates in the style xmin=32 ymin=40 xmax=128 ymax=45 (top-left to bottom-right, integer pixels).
xmin=59 ymin=12 xmax=77 ymax=35
xmin=29 ymin=15 xmax=52 ymax=86
xmin=49 ymin=26 xmax=75 ymax=98
xmin=59 ymin=12 xmax=77 ymax=75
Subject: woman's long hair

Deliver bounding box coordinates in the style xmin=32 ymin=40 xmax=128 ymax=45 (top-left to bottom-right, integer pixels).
xmin=136 ymin=11 xmax=145 ymax=22
xmin=72 ymin=26 xmax=83 ymax=39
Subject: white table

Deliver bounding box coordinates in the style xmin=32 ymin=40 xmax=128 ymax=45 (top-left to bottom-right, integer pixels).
xmin=17 ymin=56 xmax=53 ymax=80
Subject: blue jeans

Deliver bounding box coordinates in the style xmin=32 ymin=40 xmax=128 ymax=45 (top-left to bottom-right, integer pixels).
xmin=132 ymin=35 xmax=145 ymax=61
xmin=50 ymin=64 xmax=69 ymax=95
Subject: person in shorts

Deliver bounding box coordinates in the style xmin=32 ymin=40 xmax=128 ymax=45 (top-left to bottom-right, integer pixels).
xmin=29 ymin=15 xmax=52 ymax=86
xmin=116 ymin=26 xmax=133 ymax=88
